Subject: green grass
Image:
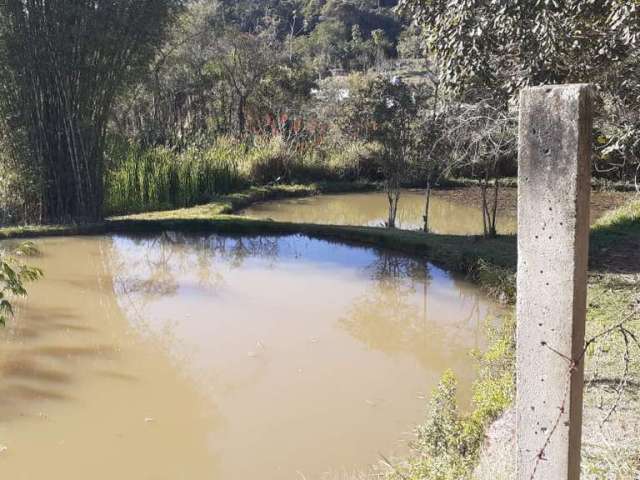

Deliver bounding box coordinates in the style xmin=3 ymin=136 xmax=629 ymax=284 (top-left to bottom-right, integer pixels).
xmin=591 ymin=198 xmax=640 ymax=247
xmin=105 ymin=139 xmax=248 ymax=215
xmin=104 ymin=136 xmax=383 ymax=217
xmin=580 ymin=276 xmax=640 ymax=478
xmin=0 ymin=223 xmax=107 ymax=241
xmin=444 ymin=200 xmax=640 ymax=480
xmin=111 ymin=181 xmax=378 ymax=220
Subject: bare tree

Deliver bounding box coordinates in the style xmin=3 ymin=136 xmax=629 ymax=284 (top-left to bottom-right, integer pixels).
xmin=443 ymin=100 xmax=517 ymax=238
xmin=217 ymin=30 xmax=275 ymax=136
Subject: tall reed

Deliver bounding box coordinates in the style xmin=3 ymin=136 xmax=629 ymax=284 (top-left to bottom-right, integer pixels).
xmin=105 ymin=137 xmax=247 ymax=215
xmin=104 ymin=135 xmax=380 ymax=216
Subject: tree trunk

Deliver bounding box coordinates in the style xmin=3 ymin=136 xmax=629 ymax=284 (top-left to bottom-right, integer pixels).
xmin=423 ymin=179 xmax=432 ymax=232
xmin=480 ymin=173 xmax=499 ymax=239
xmin=387 ymin=188 xmax=400 ymax=229
xmin=490 ymin=177 xmax=500 ymax=237
xmin=480 ymin=178 xmax=489 ymax=238
xmin=432 ymin=82 xmax=439 ymax=124
xmin=238 ymin=95 xmax=246 ymax=136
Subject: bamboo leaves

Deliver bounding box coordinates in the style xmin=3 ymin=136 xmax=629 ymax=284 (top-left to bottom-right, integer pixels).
xmin=0 ymin=241 xmax=43 ymax=327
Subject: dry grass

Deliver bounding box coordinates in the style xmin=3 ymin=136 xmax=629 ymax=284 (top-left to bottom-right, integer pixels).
xmin=473 ymin=275 xmax=640 ymax=480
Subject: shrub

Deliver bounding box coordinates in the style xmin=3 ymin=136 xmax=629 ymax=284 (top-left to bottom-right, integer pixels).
xmin=391 ymin=313 xmax=516 ymax=480
xmin=326 ymin=141 xmax=382 ymax=181
xmin=0 ymin=148 xmax=41 ymax=226
xmin=245 ymin=136 xmax=293 ymax=184
xmin=411 ymin=371 xmax=478 ymax=479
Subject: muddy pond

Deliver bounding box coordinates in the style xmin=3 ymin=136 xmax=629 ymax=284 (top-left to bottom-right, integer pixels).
xmin=240 ymin=188 xmax=632 ymax=234
xmin=0 ymin=233 xmax=500 ymax=479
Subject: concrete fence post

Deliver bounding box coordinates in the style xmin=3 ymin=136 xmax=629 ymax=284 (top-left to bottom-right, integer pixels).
xmin=516 ymin=85 xmax=593 ymax=480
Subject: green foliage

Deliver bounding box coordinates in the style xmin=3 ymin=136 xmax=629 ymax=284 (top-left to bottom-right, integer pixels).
xmin=335 ymin=73 xmax=436 ymax=227
xmin=398 ymin=0 xmax=639 ymax=93
xmin=105 ymin=135 xmax=382 ymax=215
xmin=326 ymin=141 xmax=382 ymax=180
xmin=471 ymin=314 xmax=516 ymax=422
xmin=105 ymin=138 xmax=247 ymax=215
xmin=591 ymin=199 xmax=640 ymax=257
xmin=411 ymin=371 xmax=477 ymax=479
xmin=468 ymin=259 xmax=516 ymax=304
xmin=0 ymin=142 xmax=40 ymax=225
xmin=245 ymin=136 xmax=295 ymax=184
xmin=393 ymin=314 xmax=516 ymax=480
xmin=397 ymin=25 xmax=424 ymax=59
xmin=0 ymin=0 xmax=183 ymax=222
xmin=399 ymin=0 xmax=640 ymax=185
xmin=337 ymin=75 xmax=416 ymax=175
xmin=0 ymin=242 xmax=43 ymax=327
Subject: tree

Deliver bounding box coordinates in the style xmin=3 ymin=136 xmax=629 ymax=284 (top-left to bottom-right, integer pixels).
xmin=111 ymin=0 xmax=223 ymax=148
xmin=397 ymin=24 xmax=423 ymax=59
xmin=399 ymin=0 xmax=640 ymax=185
xmin=216 ymin=30 xmax=278 ymax=136
xmin=398 ymin=0 xmax=640 ymax=95
xmin=371 ymin=29 xmax=391 ymax=70
xmin=408 ymin=108 xmax=446 ymax=232
xmin=0 ymin=0 xmax=182 ymax=223
xmin=338 ymin=75 xmax=418 ymax=228
xmin=295 ymin=18 xmax=350 ymax=77
xmin=110 ymin=1 xmax=317 ymax=156
xmin=443 ymin=100 xmax=517 ymax=238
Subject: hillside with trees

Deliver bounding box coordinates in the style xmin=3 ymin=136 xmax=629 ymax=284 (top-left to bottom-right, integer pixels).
xmin=1 ymin=0 xmax=637 ymax=227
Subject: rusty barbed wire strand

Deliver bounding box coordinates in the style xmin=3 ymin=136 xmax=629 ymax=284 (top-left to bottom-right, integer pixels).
xmin=529 ymin=303 xmax=640 ymax=479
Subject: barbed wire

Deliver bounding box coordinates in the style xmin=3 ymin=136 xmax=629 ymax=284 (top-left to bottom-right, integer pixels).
xmin=529 ymin=302 xmax=640 ymax=480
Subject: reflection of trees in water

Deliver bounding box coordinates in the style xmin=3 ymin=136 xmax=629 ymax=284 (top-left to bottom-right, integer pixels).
xmin=106 ymin=232 xmax=282 ymax=398
xmin=340 ymin=251 xmax=487 ymax=368
xmin=340 ymin=252 xmax=428 ymax=359
xmin=109 ymin=233 xmax=280 ymax=304
xmin=366 ymin=250 xmax=428 ymax=286
xmin=106 ymin=233 xmax=281 ymax=369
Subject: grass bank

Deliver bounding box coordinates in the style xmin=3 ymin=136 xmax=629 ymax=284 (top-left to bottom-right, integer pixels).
xmin=449 ymin=176 xmax=640 ymax=192
xmin=433 ymin=200 xmax=640 ymax=480
xmin=0 ymin=182 xmax=375 ymax=238
xmin=112 ymin=181 xmax=378 ymax=220
xmin=1 ymin=182 xmax=517 ymax=301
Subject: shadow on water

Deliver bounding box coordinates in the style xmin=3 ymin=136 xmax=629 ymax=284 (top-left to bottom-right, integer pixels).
xmin=0 ymin=246 xmax=123 ymax=423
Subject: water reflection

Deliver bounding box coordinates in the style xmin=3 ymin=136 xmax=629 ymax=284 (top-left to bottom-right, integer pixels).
xmin=340 ymin=251 xmax=486 ymax=392
xmin=0 ymin=234 xmax=500 ymax=480
xmin=240 ymin=190 xmax=517 ymax=234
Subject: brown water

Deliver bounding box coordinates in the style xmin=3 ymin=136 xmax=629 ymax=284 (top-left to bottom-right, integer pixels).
xmin=0 ymin=234 xmax=498 ymax=479
xmin=240 ymin=190 xmax=518 ymax=234
xmin=240 ymin=188 xmax=634 ymax=235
